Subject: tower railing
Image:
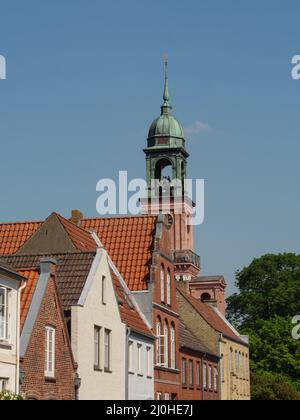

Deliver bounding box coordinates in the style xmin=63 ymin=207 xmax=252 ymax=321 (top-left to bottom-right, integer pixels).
xmin=173 ymin=250 xmax=201 ymax=270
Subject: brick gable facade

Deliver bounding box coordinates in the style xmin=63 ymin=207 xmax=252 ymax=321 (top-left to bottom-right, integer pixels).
xmin=19 ymin=272 xmax=76 ymax=400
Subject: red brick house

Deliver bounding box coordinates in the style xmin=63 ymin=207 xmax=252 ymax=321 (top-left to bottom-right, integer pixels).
xmin=179 ymin=320 xmax=220 ymax=400
xmin=12 ymin=257 xmax=76 ymax=400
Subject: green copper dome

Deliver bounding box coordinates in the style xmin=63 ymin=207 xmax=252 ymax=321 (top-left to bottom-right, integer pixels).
xmin=148 ymin=60 xmax=185 ymax=141
xmin=148 ymin=114 xmax=184 ymax=139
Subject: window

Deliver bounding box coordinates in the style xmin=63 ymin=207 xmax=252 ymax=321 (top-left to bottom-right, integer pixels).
xmin=157 ymin=392 xmax=162 ymax=401
xmin=146 ymin=346 xmax=152 ymax=377
xmin=128 ymin=341 xmax=134 ymax=373
xmin=94 ymin=326 xmax=101 ymax=370
xmin=189 ymin=360 xmax=194 ymax=387
xmin=0 ymin=379 xmax=8 ymax=392
xmin=164 ymin=323 xmax=169 ymax=367
xmin=156 ymin=320 xmax=163 ymax=366
xmin=104 ymin=329 xmax=111 ymax=372
xmin=208 ymin=365 xmax=212 ymax=390
xmin=137 ymin=344 xmax=143 ymax=375
xmin=160 ymin=267 xmax=165 ymax=303
xmin=182 ymin=359 xmax=187 ymax=385
xmin=214 ymin=368 xmax=218 ymax=391
xmin=203 ymin=364 xmax=207 ymax=389
xmin=164 ymin=393 xmax=170 ymax=400
xmin=170 ymin=326 xmax=176 ymax=369
xmin=45 ymin=326 xmax=55 ymax=378
xmin=196 ymin=362 xmax=201 ymax=387
xmin=102 ymin=276 xmax=106 ymax=305
xmin=166 ymin=270 xmax=171 ymax=305
xmin=235 ymin=351 xmax=239 ymax=375
xmin=0 ymin=287 xmax=8 ymax=341
xmin=229 ymin=349 xmax=233 ymax=372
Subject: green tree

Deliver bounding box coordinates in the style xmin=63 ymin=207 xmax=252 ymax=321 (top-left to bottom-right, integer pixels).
xmin=227 ymin=253 xmax=300 ymax=399
xmin=251 ymin=371 xmax=300 ymax=401
xmin=227 ymin=253 xmax=300 ymax=327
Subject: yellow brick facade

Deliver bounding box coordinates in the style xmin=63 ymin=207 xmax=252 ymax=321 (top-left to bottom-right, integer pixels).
xmin=220 ymin=339 xmax=250 ymax=400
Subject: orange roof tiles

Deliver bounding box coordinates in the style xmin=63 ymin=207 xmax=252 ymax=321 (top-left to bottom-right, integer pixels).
xmin=18 ymin=269 xmax=39 ymax=331
xmin=81 ymin=216 xmax=157 ymax=291
xmin=0 ymin=221 xmax=42 ymax=255
xmin=110 ymin=268 xmax=153 ymax=338
xmin=55 ymin=213 xmax=97 ymax=252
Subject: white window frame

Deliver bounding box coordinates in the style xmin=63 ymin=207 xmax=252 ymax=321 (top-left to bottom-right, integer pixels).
xmin=214 ymin=367 xmax=218 ymax=391
xmin=102 ymin=275 xmax=107 ymax=305
xmin=164 ymin=324 xmax=169 ymax=368
xmin=166 ymin=270 xmax=171 ymax=305
xmin=0 ymin=378 xmax=8 ymax=393
xmin=146 ymin=346 xmax=153 ymax=378
xmin=164 ymin=393 xmax=170 ymax=400
xmin=157 ymin=392 xmax=162 ymax=401
xmin=156 ymin=321 xmax=164 ymax=366
xmin=182 ymin=358 xmax=187 ymax=385
xmin=189 ymin=360 xmax=194 ymax=387
xmin=128 ymin=340 xmax=134 ymax=373
xmin=0 ymin=287 xmax=9 ymax=341
xmin=170 ymin=326 xmax=176 ymax=369
xmin=203 ymin=364 xmax=207 ymax=389
xmin=104 ymin=329 xmax=111 ymax=372
xmin=160 ymin=268 xmax=165 ymax=303
xmin=137 ymin=343 xmax=143 ymax=376
xmin=196 ymin=362 xmax=201 ymax=387
xmin=94 ymin=326 xmax=101 ymax=370
xmin=45 ymin=326 xmax=55 ymax=378
xmin=208 ymin=365 xmax=212 ymax=390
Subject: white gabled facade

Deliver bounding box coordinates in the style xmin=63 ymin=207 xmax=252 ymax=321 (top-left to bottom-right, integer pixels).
xmin=71 ymin=249 xmax=126 ymax=400
xmin=0 ymin=264 xmax=24 ymax=395
xmin=127 ymin=331 xmax=154 ymax=400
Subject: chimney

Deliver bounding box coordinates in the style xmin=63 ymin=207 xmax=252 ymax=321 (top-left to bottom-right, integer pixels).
xmin=39 ymin=257 xmax=57 ymax=276
xmin=70 ymin=209 xmax=83 ymax=226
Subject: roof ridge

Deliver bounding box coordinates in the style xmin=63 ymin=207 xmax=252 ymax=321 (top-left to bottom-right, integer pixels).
xmin=81 ymin=214 xmax=157 ymax=221
xmin=0 ymin=220 xmax=42 ymax=226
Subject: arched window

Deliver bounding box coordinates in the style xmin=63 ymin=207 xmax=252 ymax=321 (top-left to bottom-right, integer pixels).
xmin=170 ymin=325 xmax=176 ymax=369
xmin=166 ymin=269 xmax=171 ymax=305
xmin=164 ymin=322 xmax=169 ymax=368
xmin=160 ymin=266 xmax=165 ymax=303
xmin=201 ymin=293 xmax=211 ymax=302
xmin=156 ymin=319 xmax=163 ymax=366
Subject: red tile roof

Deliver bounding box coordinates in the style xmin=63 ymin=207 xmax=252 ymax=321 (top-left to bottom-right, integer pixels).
xmin=177 ymin=288 xmax=246 ymax=345
xmin=81 ymin=216 xmax=157 ymax=291
xmin=110 ymin=268 xmax=153 ymax=338
xmin=18 ymin=269 xmax=39 ymax=330
xmin=0 ymin=221 xmax=42 ymax=255
xmin=55 ymin=213 xmax=97 ymax=252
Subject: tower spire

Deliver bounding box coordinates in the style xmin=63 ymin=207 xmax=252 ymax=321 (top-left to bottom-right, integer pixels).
xmin=161 ymin=56 xmax=172 ymax=115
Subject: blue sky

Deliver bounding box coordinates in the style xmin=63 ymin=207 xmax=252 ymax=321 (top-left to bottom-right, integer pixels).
xmin=0 ymin=0 xmax=300 ymax=294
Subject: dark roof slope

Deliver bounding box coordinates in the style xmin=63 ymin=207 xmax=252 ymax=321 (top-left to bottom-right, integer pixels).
xmin=177 ymin=287 xmax=246 ymax=345
xmin=179 ymin=320 xmax=218 ymax=357
xmin=2 ymin=252 xmax=95 ymax=311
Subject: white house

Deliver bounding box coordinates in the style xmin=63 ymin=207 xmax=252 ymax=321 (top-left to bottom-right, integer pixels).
xmin=0 ymin=260 xmax=24 ymax=395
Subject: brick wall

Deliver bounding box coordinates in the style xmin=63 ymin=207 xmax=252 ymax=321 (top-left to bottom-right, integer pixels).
xmin=179 ymin=350 xmax=220 ymax=400
xmin=20 ymin=277 xmax=76 ymax=400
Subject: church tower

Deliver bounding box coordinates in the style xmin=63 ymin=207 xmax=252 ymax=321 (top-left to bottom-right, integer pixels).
xmin=141 ymin=61 xmax=200 ymax=281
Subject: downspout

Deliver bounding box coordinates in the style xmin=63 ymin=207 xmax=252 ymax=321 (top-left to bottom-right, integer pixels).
xmin=125 ymin=328 xmax=131 ymax=401
xmin=16 ymin=281 xmax=27 ymax=395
